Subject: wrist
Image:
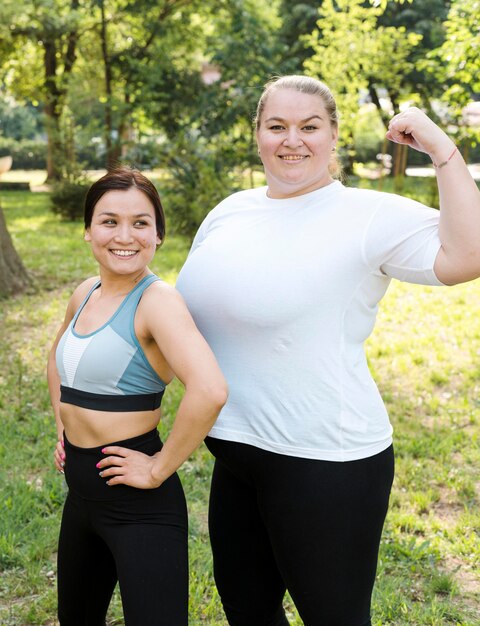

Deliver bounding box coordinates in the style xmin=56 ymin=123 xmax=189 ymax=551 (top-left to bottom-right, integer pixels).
xmin=431 ymin=143 xmax=458 ymax=169
xmin=151 ymin=457 xmax=167 ymax=487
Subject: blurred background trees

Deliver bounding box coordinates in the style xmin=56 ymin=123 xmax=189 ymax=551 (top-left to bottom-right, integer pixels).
xmin=0 ymin=0 xmax=478 ymax=246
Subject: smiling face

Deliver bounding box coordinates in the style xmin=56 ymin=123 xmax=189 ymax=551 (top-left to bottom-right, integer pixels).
xmin=256 ymin=88 xmax=338 ymax=199
xmin=84 ymin=187 xmax=161 ymax=279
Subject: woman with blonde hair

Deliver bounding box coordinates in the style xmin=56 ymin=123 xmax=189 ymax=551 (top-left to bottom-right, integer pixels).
xmin=176 ymin=75 xmax=480 ymax=625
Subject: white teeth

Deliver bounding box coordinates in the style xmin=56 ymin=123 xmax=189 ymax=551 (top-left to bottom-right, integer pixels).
xmin=111 ymin=250 xmax=137 ymax=256
xmin=280 ymin=155 xmax=305 ymax=161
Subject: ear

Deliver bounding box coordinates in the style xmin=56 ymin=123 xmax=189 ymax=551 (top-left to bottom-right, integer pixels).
xmin=84 ymin=229 xmax=92 ymax=242
xmin=331 ymin=125 xmax=339 ymax=145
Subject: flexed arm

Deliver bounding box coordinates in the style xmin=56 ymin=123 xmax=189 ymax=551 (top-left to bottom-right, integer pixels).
xmin=387 ymin=108 xmax=480 ymax=285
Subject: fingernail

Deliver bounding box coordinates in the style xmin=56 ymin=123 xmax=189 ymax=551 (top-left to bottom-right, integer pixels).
xmin=96 ymin=462 xmax=101 ymax=468
xmin=61 ymin=454 xmax=65 ymax=460
xmin=98 ymin=471 xmax=103 ymax=477
xmin=60 ymin=462 xmax=65 ymax=468
xmin=101 ymin=448 xmax=106 ymax=453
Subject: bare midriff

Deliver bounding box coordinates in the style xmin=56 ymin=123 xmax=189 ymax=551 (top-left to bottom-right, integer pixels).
xmin=60 ymin=403 xmax=162 ymax=447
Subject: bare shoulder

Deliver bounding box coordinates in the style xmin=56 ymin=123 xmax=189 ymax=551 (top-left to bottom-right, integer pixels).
xmin=68 ymin=276 xmax=100 ymax=311
xmin=55 ymin=276 xmax=99 ymax=333
xmin=141 ymin=279 xmax=186 ymax=307
xmin=137 ymin=279 xmax=193 ymax=331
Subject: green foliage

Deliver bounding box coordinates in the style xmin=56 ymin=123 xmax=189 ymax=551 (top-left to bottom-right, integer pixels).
xmin=0 ymin=0 xmax=91 ymax=181
xmin=0 ymin=191 xmax=91 ymax=288
xmin=353 ymin=105 xmax=386 ymax=164
xmin=159 ymin=132 xmax=239 ymax=238
xmin=424 ymin=0 xmax=480 ymax=145
xmin=0 ymin=137 xmax=46 ymax=170
xmin=193 ymin=0 xmax=283 ymax=174
xmin=50 ymin=178 xmax=90 ymax=221
xmin=377 ymin=0 xmax=451 ymax=110
xmin=276 ymin=0 xmax=323 ymax=71
xmin=0 ymin=91 xmax=45 ymax=172
xmin=305 ymin=0 xmax=422 ymax=163
xmin=50 ymin=110 xmax=93 ymax=221
xmin=0 ymin=0 xmax=478 ymax=188
xmin=0 ymin=95 xmax=42 ymax=141
xmin=68 ymin=0 xmax=223 ymax=168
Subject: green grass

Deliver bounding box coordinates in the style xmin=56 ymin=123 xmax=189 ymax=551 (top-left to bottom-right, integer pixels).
xmin=1 ymin=185 xmax=479 ymax=625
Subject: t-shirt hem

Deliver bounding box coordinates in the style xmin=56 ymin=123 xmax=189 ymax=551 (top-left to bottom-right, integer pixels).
xmin=206 ymin=427 xmax=393 ymax=462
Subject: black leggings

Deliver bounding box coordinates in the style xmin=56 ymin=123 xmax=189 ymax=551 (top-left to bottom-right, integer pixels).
xmin=205 ymin=437 xmax=394 ymax=626
xmin=58 ymin=429 xmax=188 ymax=626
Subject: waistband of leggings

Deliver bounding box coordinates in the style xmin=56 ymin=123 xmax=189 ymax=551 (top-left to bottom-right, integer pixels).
xmin=62 ymin=428 xmax=162 ymax=501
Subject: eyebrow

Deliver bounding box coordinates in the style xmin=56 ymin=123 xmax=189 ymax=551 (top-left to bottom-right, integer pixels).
xmin=264 ymin=115 xmax=324 ymax=124
xmin=97 ymin=211 xmax=153 ymax=219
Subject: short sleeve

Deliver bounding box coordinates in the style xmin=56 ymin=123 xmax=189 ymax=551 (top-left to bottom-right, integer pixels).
xmin=362 ymin=193 xmax=444 ymax=286
xmin=186 ymin=193 xmax=238 ymax=257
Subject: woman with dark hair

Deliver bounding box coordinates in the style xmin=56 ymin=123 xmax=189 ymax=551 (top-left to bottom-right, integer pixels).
xmin=48 ymin=167 xmax=227 ymax=626
xmin=176 ymin=75 xmax=480 ymax=625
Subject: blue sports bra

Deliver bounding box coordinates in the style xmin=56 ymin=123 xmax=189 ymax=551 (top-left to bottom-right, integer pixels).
xmin=56 ymin=274 xmax=166 ymax=411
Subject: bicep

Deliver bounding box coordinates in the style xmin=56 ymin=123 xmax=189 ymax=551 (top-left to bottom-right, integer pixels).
xmin=143 ymin=289 xmax=221 ymax=386
xmin=433 ymin=247 xmax=475 ymax=286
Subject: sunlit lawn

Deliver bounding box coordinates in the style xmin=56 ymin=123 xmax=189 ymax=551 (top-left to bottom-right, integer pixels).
xmin=0 ymin=186 xmax=479 ymax=625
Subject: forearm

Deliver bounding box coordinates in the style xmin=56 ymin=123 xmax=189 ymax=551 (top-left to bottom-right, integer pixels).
xmin=151 ymin=385 xmax=227 ymax=485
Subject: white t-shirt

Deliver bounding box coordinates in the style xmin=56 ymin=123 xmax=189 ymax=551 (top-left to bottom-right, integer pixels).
xmin=176 ymin=181 xmax=444 ymax=461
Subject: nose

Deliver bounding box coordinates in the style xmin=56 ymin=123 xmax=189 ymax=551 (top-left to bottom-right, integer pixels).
xmin=283 ymin=127 xmax=303 ymax=148
xmin=114 ymin=223 xmax=134 ymax=243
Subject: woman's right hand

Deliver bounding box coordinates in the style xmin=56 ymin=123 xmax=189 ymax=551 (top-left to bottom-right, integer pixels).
xmin=54 ymin=437 xmax=65 ymax=473
xmin=386 ymin=107 xmax=454 ymax=164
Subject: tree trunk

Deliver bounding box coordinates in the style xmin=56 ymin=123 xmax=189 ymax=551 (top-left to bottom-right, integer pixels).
xmin=44 ymin=103 xmax=63 ymax=182
xmin=44 ymin=40 xmax=64 ymax=182
xmin=43 ymin=2 xmax=79 ymax=182
xmin=99 ymin=0 xmax=116 ymax=170
xmin=368 ymin=83 xmax=390 ymax=130
xmin=0 ymin=207 xmax=31 ymax=298
xmin=393 ymin=143 xmax=408 ymax=193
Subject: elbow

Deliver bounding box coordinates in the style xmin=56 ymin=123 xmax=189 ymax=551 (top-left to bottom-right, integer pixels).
xmin=209 ymin=380 xmax=229 ymax=412
xmin=199 ymin=378 xmax=229 ymax=415
xmin=183 ymin=372 xmax=228 ymax=421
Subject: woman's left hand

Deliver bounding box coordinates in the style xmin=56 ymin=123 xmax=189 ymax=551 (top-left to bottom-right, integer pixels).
xmin=97 ymin=446 xmax=162 ymax=489
xmin=386 ymin=107 xmax=454 ymax=162
xmin=54 ymin=438 xmax=65 ymax=473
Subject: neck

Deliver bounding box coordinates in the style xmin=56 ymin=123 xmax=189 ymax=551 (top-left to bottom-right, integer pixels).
xmin=266 ymin=176 xmax=335 ymax=199
xmin=97 ymin=269 xmax=150 ymax=296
